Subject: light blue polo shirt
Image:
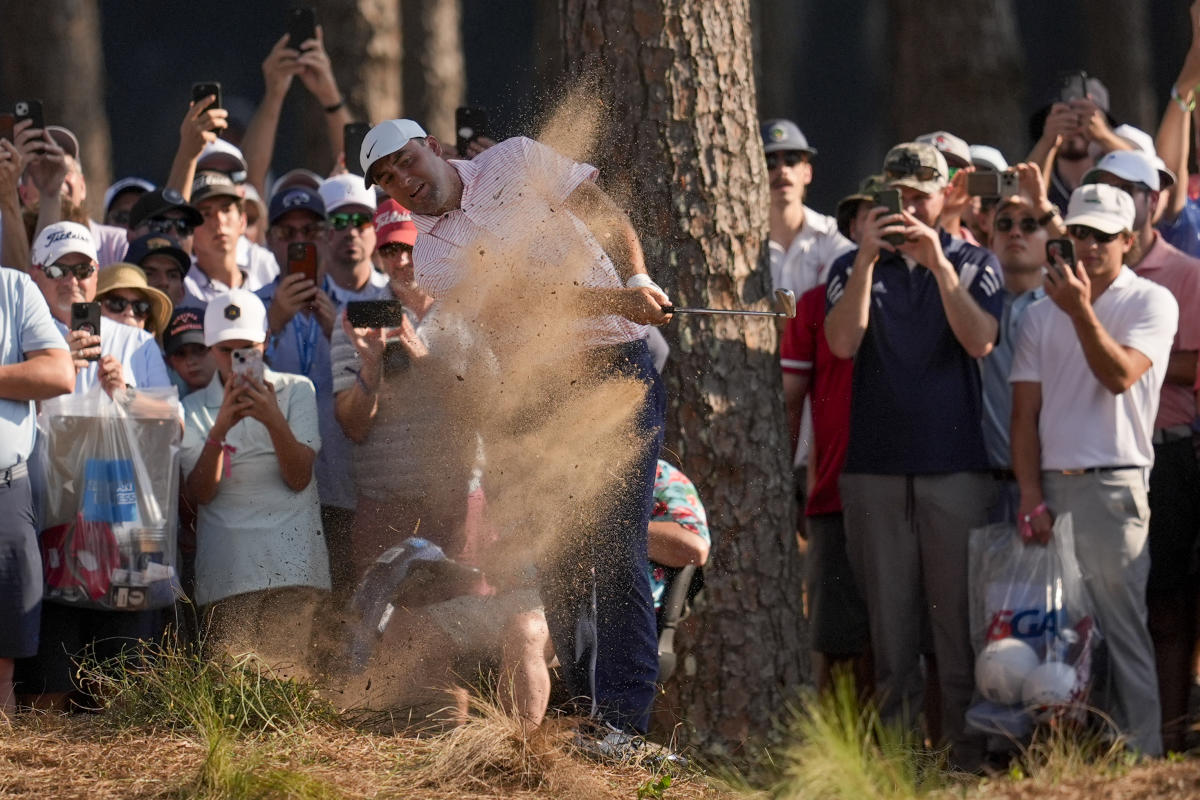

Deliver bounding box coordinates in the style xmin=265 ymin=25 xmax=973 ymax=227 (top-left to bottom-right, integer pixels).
xmin=981 ymin=287 xmax=1043 ymax=468
xmin=0 ymin=267 xmax=69 ymax=468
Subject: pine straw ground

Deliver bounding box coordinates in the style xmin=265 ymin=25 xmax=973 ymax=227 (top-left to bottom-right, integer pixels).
xmin=5 ymin=715 xmax=1200 ymax=799
xmin=0 ymin=713 xmax=732 ymax=800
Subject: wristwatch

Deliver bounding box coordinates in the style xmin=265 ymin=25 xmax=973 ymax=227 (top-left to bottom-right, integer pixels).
xmin=1037 ymin=205 xmax=1061 ymax=227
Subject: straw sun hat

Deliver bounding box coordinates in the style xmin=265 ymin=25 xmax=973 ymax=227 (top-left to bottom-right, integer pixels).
xmin=94 ymin=262 xmax=174 ymax=338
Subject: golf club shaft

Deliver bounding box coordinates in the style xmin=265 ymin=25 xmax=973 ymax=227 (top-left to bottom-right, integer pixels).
xmin=663 ymin=306 xmax=785 ymax=318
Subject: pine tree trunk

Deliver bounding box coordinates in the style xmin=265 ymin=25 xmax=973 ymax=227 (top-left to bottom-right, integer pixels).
xmin=301 ymin=0 xmax=402 ymax=169
xmin=561 ymin=0 xmax=807 ymax=756
xmin=0 ymin=0 xmax=112 ymax=220
xmin=889 ymin=0 xmax=1025 ymax=160
xmin=401 ymin=0 xmax=466 ymax=143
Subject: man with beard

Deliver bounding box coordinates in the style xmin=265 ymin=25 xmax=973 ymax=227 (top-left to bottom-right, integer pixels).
xmin=1027 ymin=74 xmax=1133 ymax=211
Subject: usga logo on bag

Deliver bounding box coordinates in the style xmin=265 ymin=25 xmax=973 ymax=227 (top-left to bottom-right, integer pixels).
xmin=986 ymin=608 xmax=1062 ymax=640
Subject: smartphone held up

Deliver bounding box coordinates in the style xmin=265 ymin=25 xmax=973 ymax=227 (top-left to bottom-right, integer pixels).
xmin=874 ymin=188 xmax=907 ymax=247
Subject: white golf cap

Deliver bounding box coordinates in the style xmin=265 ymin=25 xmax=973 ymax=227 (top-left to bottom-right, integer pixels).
xmin=45 ymin=125 xmax=80 ymax=161
xmin=203 ymin=288 xmax=267 ymax=346
xmin=1083 ymin=149 xmax=1161 ymax=192
xmin=1063 ymin=183 xmax=1136 ymax=234
xmin=1112 ymin=124 xmax=1177 ymax=189
xmin=360 ymin=119 xmax=427 ymax=188
xmin=915 ymin=130 xmax=972 ymax=168
xmin=969 ymin=144 xmax=1009 ymax=173
xmin=197 ymin=139 xmax=248 ymax=179
xmin=103 ymin=176 xmax=155 ymax=214
xmin=32 ymin=221 xmax=98 ymax=267
xmin=320 ymin=173 xmax=378 ymax=214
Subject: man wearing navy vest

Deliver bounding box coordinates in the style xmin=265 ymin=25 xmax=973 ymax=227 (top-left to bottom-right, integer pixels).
xmin=825 ymin=141 xmax=1004 ymax=771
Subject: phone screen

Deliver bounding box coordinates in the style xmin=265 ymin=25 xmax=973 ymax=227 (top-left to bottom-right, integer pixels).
xmin=1046 ymin=238 xmax=1075 ymax=269
xmin=347 ymin=300 xmax=406 ymax=329
xmin=0 ymin=113 xmax=14 ymax=142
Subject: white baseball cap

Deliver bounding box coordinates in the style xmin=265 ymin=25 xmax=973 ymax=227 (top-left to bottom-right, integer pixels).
xmin=1083 ymin=149 xmax=1161 ymax=192
xmin=197 ymin=139 xmax=248 ymax=179
xmin=1112 ymin=124 xmax=1177 ymax=189
xmin=103 ymin=177 xmax=155 ymax=215
xmin=360 ymin=119 xmax=428 ymax=188
xmin=915 ymin=131 xmax=972 ymax=169
xmin=32 ymin=221 xmax=98 ymax=267
xmin=969 ymin=144 xmax=1009 ymax=173
xmin=203 ymin=288 xmax=267 ymax=346
xmin=320 ymin=173 xmax=378 ymax=214
xmin=1063 ymin=183 xmax=1136 ymax=234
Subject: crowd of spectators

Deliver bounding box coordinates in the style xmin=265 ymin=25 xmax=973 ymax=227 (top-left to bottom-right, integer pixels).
xmin=5 ymin=5 xmax=1200 ymax=770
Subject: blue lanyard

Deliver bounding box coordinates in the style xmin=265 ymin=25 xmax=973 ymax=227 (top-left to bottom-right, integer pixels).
xmin=292 ymin=312 xmax=321 ymax=376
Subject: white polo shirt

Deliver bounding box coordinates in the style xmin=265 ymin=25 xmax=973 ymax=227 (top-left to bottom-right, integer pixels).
xmin=1009 ymin=266 xmax=1178 ymax=470
xmin=768 ymin=206 xmax=854 ymax=298
xmin=180 ymin=367 xmax=329 ymax=605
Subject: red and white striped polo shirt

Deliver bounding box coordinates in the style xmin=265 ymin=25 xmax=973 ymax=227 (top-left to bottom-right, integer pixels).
xmin=411 ymin=137 xmax=647 ymax=349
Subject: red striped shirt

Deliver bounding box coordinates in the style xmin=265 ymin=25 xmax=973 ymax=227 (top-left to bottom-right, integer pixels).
xmin=411 ymin=137 xmax=646 ymax=348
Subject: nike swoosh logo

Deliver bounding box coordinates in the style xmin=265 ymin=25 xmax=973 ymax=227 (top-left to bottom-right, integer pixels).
xmin=366 ymin=141 xmax=377 ymax=158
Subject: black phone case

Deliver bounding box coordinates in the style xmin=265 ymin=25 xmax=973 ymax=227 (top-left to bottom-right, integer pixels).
xmin=288 ymin=8 xmax=316 ymax=49
xmin=344 ymin=123 xmax=371 ymax=177
xmin=455 ymin=107 xmax=488 ymax=154
xmin=191 ymin=83 xmax=222 ymax=111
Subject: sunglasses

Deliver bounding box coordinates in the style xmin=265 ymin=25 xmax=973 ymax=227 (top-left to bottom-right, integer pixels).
xmin=41 ymin=261 xmax=97 ymax=280
xmin=884 ymin=163 xmax=942 ymax=183
xmin=147 ymin=217 xmax=194 ymax=236
xmin=329 ymin=212 xmax=373 ymax=231
xmin=377 ymin=242 xmax=412 ymax=257
xmin=1067 ymin=225 xmax=1121 ymax=244
xmin=102 ymin=295 xmax=152 ymax=318
xmin=766 ymin=151 xmax=806 ymax=169
xmin=269 ymin=222 xmax=326 ymax=241
xmin=994 ymin=216 xmax=1041 ymax=234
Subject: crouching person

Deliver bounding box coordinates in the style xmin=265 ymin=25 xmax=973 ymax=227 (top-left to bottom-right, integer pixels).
xmin=180 ymin=289 xmax=330 ymax=662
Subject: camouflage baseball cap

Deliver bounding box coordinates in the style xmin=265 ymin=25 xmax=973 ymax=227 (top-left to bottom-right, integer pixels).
xmin=835 ymin=174 xmax=886 ymax=238
xmin=882 ymin=142 xmax=949 ymax=195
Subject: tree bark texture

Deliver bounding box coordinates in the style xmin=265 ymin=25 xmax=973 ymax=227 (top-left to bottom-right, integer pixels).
xmin=401 ymin=0 xmax=466 ymax=142
xmin=0 ymin=0 xmax=112 ymax=220
xmin=889 ymin=0 xmax=1026 ymax=161
xmin=561 ymin=0 xmax=807 ymax=757
xmin=301 ymin=0 xmax=402 ymax=169
xmin=1084 ymin=0 xmax=1155 ymax=133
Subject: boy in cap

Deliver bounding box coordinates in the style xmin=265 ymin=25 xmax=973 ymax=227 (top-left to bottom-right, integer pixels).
xmin=126 ymin=233 xmax=191 ymax=307
xmin=825 ymin=141 xmax=1004 ymax=769
xmin=163 ymin=307 xmax=214 ymax=396
xmin=1012 ymin=183 xmax=1178 ymax=757
xmin=180 ymin=288 xmax=329 ymax=658
xmin=103 ymin=177 xmax=154 ymax=229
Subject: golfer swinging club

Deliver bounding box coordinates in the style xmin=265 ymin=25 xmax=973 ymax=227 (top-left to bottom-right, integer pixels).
xmin=361 ymin=119 xmax=671 ymax=736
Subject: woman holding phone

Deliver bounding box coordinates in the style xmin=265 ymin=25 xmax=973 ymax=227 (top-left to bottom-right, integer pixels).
xmin=179 ymin=288 xmax=329 ymax=657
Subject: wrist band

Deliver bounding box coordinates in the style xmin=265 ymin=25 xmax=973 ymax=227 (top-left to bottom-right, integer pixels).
xmin=206 ymin=436 xmax=224 ymax=449
xmin=1037 ymin=206 xmax=1060 ymax=227
xmin=1018 ymin=502 xmax=1049 ymax=542
xmin=323 ymin=99 xmax=344 ymax=114
xmin=1172 ymin=85 xmax=1196 ymax=113
xmin=354 ymin=370 xmax=376 ymax=395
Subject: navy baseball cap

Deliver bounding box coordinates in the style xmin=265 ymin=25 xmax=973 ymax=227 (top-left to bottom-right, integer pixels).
xmin=129 ymin=187 xmax=203 ymax=230
xmin=126 ymin=233 xmax=190 ymax=273
xmin=761 ymin=119 xmax=817 ymax=156
xmin=268 ymin=186 xmax=326 ymax=225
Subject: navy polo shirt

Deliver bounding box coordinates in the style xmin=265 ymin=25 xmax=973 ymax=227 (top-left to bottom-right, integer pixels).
xmin=825 ymin=232 xmax=1004 ymax=475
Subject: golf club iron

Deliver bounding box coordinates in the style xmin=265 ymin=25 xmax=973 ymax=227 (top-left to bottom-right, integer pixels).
xmin=663 ymin=288 xmax=797 ymax=319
